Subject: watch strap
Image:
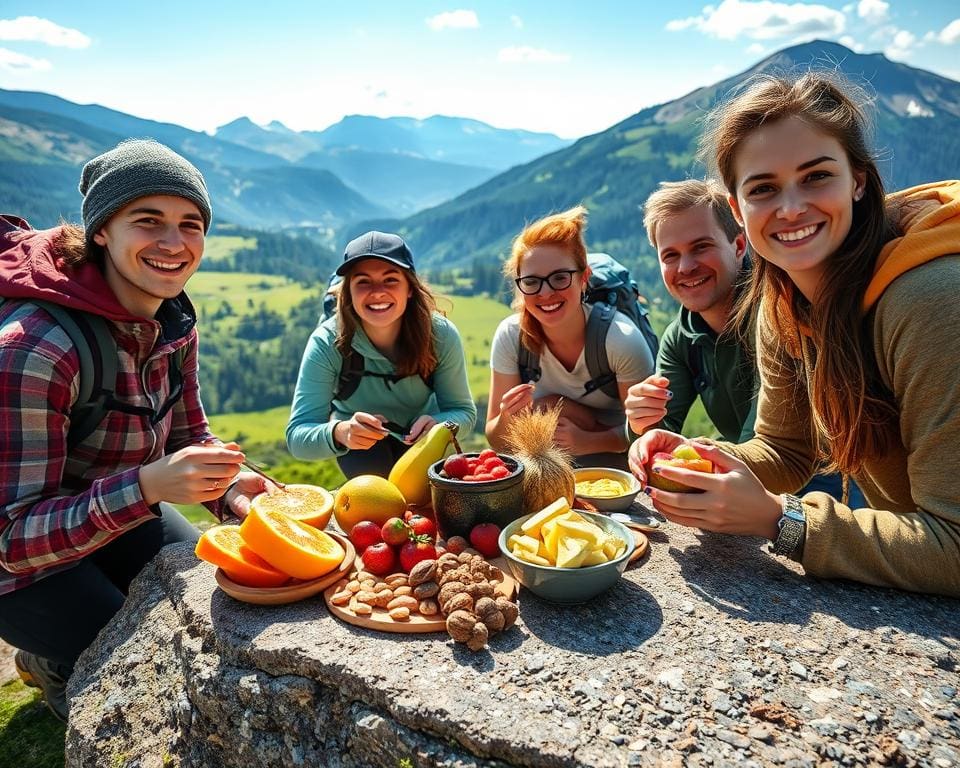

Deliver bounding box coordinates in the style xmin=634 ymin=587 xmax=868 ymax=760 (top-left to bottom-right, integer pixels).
xmin=771 ymin=493 xmax=806 ymax=561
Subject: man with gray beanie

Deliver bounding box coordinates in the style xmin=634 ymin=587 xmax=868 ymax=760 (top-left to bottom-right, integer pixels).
xmin=0 ymin=139 xmax=271 ymax=722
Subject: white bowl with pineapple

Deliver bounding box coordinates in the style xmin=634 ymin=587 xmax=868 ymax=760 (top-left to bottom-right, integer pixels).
xmin=573 ymin=467 xmax=642 ymax=512
xmin=497 ymin=497 xmax=634 ymax=604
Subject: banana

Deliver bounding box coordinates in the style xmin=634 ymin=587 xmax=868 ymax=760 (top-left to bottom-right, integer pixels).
xmin=388 ymin=421 xmax=457 ymax=506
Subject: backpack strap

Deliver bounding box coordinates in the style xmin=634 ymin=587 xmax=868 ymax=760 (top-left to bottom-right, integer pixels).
xmin=687 ymin=341 xmax=710 ymax=395
xmin=583 ymin=302 xmax=619 ymax=399
xmin=517 ymin=337 xmax=541 ymax=384
xmin=335 ymin=347 xmax=435 ymax=402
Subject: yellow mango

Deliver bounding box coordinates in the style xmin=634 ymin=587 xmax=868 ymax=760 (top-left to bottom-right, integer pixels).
xmin=521 ymin=497 xmax=571 ymax=538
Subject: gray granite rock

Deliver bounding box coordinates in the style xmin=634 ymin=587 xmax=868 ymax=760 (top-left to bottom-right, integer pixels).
xmin=65 ymin=522 xmax=960 ymax=767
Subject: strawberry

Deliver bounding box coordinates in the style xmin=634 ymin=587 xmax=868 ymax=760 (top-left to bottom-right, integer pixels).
xmin=469 ymin=523 xmax=501 ymax=558
xmin=407 ymin=513 xmax=436 ymax=539
xmin=381 ymin=517 xmax=410 ymax=547
xmin=478 ymin=448 xmax=498 ymax=461
xmin=481 ymin=456 xmax=505 ymax=472
xmin=361 ymin=542 xmax=397 ymax=575
xmin=399 ymin=536 xmax=437 ymax=573
xmin=473 ymin=473 xmax=495 ymax=482
xmin=443 ymin=454 xmax=470 ymax=479
xmin=446 ymin=535 xmax=468 ymax=554
xmin=349 ymin=520 xmax=383 ymax=553
xmin=489 ymin=465 xmax=510 ymax=480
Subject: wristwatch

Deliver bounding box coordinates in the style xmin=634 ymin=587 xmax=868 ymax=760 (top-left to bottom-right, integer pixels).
xmin=770 ymin=493 xmax=806 ymax=561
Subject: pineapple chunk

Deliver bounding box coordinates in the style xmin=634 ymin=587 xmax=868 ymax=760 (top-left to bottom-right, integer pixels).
xmin=507 ymin=534 xmax=541 ymax=555
xmin=555 ymin=535 xmax=590 ymax=568
xmin=581 ymin=548 xmax=610 ymax=566
xmin=521 ymin=497 xmax=571 ymax=538
xmin=513 ymin=549 xmax=552 ymax=566
xmin=541 ymin=515 xmax=575 ymax=564
xmin=601 ymin=535 xmax=620 ymax=560
xmin=556 ymin=517 xmax=605 ymax=547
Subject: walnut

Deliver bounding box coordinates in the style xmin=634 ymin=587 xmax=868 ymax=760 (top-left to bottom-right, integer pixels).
xmin=495 ymin=597 xmax=519 ymax=629
xmin=437 ymin=581 xmax=466 ymax=608
xmin=413 ymin=581 xmax=439 ymax=600
xmin=465 ymin=581 xmax=495 ymax=599
xmin=457 ymin=551 xmax=474 ymax=565
xmin=445 ymin=610 xmax=477 ymax=642
xmin=437 ymin=553 xmax=460 ymax=571
xmin=474 ymin=597 xmax=504 ymax=633
xmin=439 ymin=566 xmax=471 ymax=587
xmin=466 ymin=621 xmax=489 ymax=651
xmin=408 ymin=559 xmax=437 ymax=586
xmin=442 ymin=592 xmax=474 ymax=616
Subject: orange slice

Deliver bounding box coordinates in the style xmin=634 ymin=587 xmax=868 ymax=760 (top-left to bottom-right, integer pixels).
xmin=195 ymin=525 xmax=290 ymax=588
xmin=239 ymin=507 xmax=345 ymax=580
xmin=251 ymin=484 xmax=334 ymax=529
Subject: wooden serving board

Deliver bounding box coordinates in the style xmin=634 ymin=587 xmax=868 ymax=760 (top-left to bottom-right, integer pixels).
xmin=323 ymin=556 xmax=517 ymax=634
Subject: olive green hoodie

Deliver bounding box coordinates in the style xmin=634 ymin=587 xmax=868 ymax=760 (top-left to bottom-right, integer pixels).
xmin=725 ymin=180 xmax=960 ymax=596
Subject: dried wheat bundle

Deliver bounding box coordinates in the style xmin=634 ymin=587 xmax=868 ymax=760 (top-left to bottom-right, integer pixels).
xmin=503 ymin=403 xmax=576 ymax=512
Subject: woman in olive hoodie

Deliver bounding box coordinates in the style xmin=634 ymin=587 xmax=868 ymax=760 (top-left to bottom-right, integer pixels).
xmin=628 ymin=72 xmax=960 ymax=597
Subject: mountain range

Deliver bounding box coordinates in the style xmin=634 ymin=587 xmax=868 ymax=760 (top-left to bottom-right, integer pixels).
xmin=381 ymin=39 xmax=960 ymax=289
xmin=2 ymin=39 xmax=958 ymax=298
xmin=0 ymin=91 xmax=567 ymax=231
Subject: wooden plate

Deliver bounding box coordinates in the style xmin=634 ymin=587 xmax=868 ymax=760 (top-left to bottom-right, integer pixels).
xmin=628 ymin=531 xmax=649 ymax=564
xmin=324 ymin=556 xmax=517 ymax=634
xmin=215 ymin=532 xmax=356 ymax=606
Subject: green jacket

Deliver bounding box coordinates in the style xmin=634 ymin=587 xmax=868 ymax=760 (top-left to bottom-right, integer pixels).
xmin=658 ymin=305 xmax=757 ymax=443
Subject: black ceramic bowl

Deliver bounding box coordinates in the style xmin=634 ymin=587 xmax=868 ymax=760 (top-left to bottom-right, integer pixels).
xmin=428 ymin=454 xmax=525 ymax=539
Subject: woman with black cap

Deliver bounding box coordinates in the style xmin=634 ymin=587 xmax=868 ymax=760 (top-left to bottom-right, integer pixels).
xmin=286 ymin=231 xmax=476 ymax=479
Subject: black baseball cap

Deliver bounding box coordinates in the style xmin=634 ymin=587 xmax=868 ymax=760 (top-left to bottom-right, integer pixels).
xmin=336 ymin=231 xmax=415 ymax=276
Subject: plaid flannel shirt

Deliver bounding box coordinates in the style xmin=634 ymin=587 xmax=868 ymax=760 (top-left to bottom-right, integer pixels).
xmin=0 ymin=300 xmax=219 ymax=595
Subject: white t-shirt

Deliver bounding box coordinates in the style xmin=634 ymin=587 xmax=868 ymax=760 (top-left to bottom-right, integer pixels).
xmin=490 ymin=305 xmax=655 ymax=426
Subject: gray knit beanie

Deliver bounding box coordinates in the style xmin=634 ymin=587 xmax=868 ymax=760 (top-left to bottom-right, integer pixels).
xmin=79 ymin=139 xmax=212 ymax=247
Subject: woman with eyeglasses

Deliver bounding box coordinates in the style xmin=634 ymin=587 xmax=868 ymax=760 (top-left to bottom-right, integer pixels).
xmin=485 ymin=206 xmax=655 ymax=468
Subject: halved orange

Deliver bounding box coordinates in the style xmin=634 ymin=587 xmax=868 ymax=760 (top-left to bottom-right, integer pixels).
xmin=251 ymin=484 xmax=334 ymax=529
xmin=239 ymin=507 xmax=345 ymax=580
xmin=195 ymin=525 xmax=290 ymax=588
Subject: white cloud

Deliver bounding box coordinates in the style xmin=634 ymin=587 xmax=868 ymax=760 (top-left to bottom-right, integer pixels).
xmin=497 ymin=46 xmax=570 ymax=63
xmin=932 ymin=18 xmax=960 ymax=45
xmin=885 ymin=28 xmax=917 ymax=59
xmin=0 ymin=46 xmax=52 ymax=70
xmin=510 ymin=15 xmax=524 ymax=29
xmin=425 ymin=10 xmax=479 ymax=31
xmin=856 ymin=0 xmax=889 ymax=25
xmin=905 ymin=99 xmax=934 ymax=118
xmin=666 ymin=0 xmax=845 ymax=41
xmin=838 ymin=34 xmax=865 ymax=51
xmin=0 ymin=16 xmax=90 ymax=48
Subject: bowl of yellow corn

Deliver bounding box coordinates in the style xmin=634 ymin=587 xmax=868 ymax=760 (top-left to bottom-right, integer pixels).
xmin=573 ymin=467 xmax=641 ymax=512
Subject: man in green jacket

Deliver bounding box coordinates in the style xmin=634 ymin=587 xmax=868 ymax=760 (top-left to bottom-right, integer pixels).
xmin=625 ymin=180 xmax=862 ymax=503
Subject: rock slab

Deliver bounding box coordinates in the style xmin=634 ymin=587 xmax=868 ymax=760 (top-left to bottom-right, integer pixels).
xmin=65 ymin=521 xmax=960 ymax=767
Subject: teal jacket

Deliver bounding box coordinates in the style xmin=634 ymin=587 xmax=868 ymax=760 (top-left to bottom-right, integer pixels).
xmin=286 ymin=313 xmax=477 ymax=460
xmin=657 ymin=306 xmax=757 ymax=443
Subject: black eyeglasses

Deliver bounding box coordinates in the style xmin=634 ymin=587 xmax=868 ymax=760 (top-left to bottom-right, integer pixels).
xmin=514 ymin=269 xmax=581 ymax=295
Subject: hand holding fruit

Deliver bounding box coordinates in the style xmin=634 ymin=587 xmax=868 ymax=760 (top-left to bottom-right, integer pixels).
xmin=223 ymin=470 xmax=272 ymax=520
xmin=625 ymin=374 xmax=672 ymax=435
xmin=403 ymin=414 xmax=437 ymax=444
xmin=643 ymin=442 xmax=783 ymax=539
xmin=334 ymin=412 xmax=390 ymax=450
xmin=627 ymin=428 xmax=689 ymax=486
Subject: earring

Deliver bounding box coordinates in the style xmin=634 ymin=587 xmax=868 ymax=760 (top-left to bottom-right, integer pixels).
xmin=854 ymin=188 xmax=864 ymax=201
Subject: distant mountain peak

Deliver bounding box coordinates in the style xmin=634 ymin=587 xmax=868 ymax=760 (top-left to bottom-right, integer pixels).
xmin=217 ymin=116 xmax=258 ymax=132
xmin=266 ymin=120 xmax=295 ymax=133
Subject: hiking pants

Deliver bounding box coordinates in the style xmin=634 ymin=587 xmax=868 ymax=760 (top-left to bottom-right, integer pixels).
xmin=0 ymin=503 xmax=198 ymax=675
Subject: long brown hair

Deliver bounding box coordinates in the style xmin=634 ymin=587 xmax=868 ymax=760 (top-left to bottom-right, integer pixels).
xmin=54 ymin=222 xmax=98 ymax=267
xmin=701 ymin=71 xmax=900 ymax=473
xmin=502 ymin=205 xmax=589 ymax=356
xmin=335 ymin=263 xmax=438 ymax=380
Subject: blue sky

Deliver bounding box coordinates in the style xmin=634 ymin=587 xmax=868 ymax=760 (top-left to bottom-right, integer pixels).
xmin=0 ymin=1 xmax=957 ymax=139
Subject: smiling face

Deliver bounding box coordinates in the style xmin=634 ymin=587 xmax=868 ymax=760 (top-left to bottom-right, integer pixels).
xmin=347 ymin=258 xmax=412 ymax=333
xmin=656 ymin=204 xmax=745 ymax=322
xmin=93 ymin=194 xmax=205 ymax=318
xmin=728 ymin=115 xmax=866 ymax=300
xmin=517 ymin=243 xmax=588 ymax=331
